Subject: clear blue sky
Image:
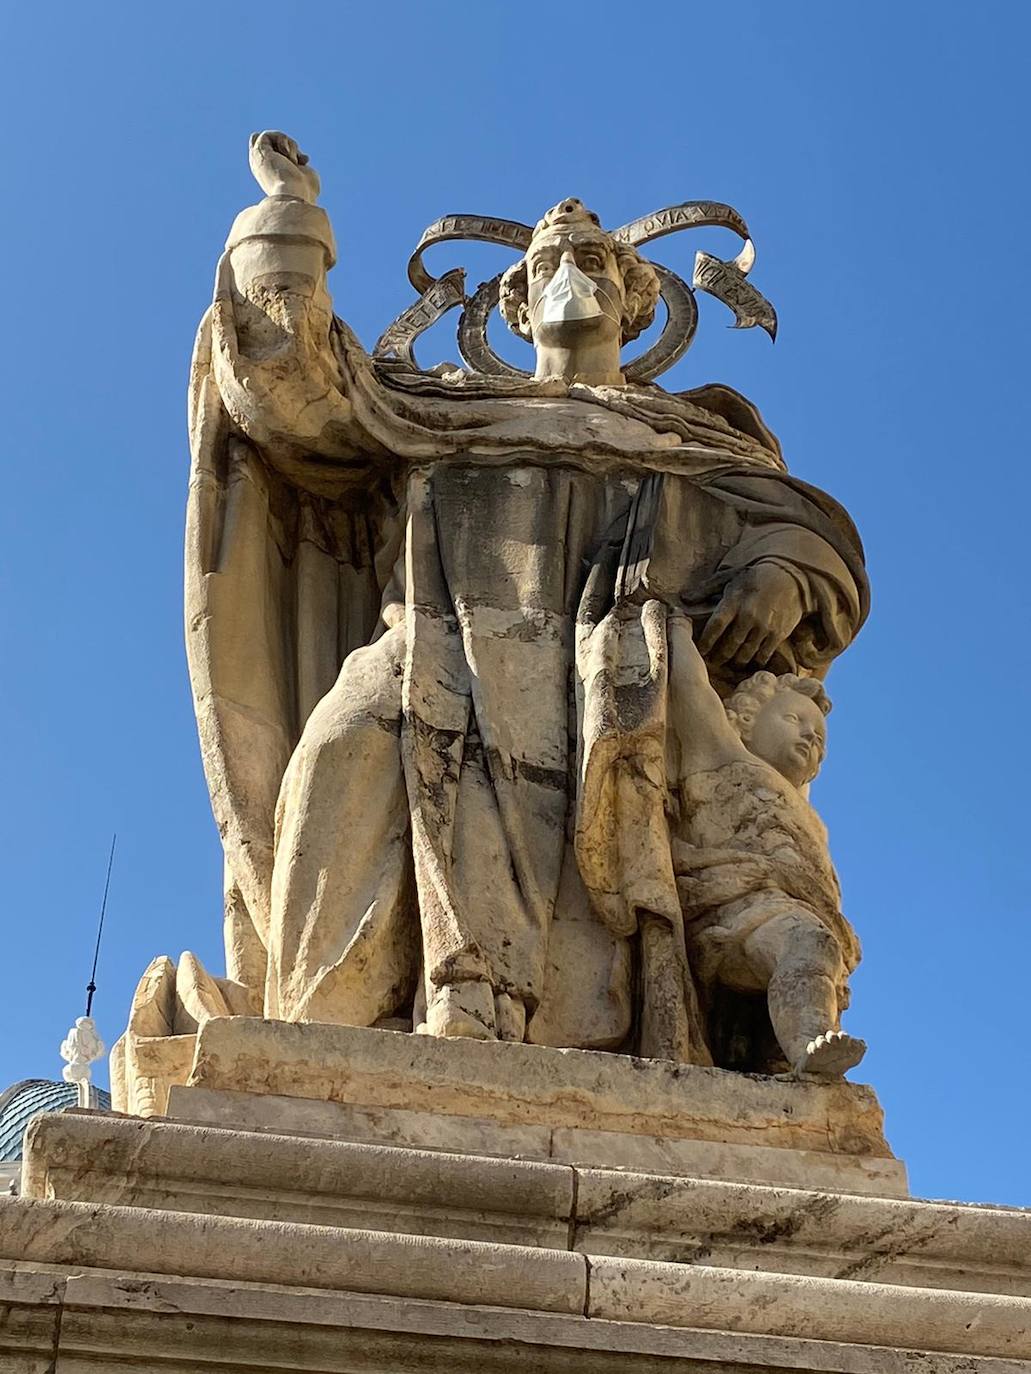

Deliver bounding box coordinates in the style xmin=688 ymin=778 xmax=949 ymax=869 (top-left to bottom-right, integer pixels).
xmin=2 ymin=3 xmax=1028 ymax=1205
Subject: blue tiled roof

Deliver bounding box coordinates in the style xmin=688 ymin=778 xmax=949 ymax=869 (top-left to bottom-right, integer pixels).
xmin=0 ymin=1079 xmax=112 ymax=1162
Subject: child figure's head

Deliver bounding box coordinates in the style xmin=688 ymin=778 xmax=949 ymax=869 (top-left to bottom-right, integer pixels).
xmin=725 ymin=671 xmax=830 ymax=788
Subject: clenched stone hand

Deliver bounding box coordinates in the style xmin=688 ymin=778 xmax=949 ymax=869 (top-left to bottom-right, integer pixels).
xmin=248 ymin=130 xmax=320 ymax=203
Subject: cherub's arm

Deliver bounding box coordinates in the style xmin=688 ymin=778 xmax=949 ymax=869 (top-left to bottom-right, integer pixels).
xmin=667 ymin=612 xmax=747 ymax=777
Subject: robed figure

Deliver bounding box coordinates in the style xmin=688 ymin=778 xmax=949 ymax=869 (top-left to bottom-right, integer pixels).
xmin=183 ymin=133 xmax=867 ymax=1070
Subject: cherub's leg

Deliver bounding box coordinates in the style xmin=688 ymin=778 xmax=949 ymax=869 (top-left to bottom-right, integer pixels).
xmin=741 ymin=911 xmax=866 ymax=1077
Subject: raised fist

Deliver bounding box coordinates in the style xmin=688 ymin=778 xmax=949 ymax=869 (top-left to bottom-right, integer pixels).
xmin=248 ymin=130 xmax=320 ymax=203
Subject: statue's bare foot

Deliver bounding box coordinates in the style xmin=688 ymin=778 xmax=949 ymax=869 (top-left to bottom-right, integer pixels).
xmin=795 ymin=1030 xmax=866 ymax=1078
xmin=494 ymin=992 xmax=526 ymax=1043
xmin=419 ymin=980 xmax=496 ymax=1040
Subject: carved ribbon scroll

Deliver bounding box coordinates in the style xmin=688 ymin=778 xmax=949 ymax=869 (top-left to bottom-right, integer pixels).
xmin=373 ymin=267 xmax=467 ymax=364
xmin=375 ymin=216 xmax=532 ymax=366
xmin=613 ymin=202 xmax=777 ymax=341
xmin=374 ymin=198 xmax=777 ymax=374
xmin=407 ymin=216 xmax=532 ymax=295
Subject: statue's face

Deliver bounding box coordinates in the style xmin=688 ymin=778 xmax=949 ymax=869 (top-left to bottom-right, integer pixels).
xmin=748 ymin=690 xmax=827 ymax=789
xmin=521 ymin=224 xmax=625 ymax=347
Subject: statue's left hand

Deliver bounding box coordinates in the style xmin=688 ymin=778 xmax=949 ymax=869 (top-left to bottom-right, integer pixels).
xmin=697 ymin=563 xmax=803 ymax=668
xmin=249 ymin=130 xmax=320 ymax=203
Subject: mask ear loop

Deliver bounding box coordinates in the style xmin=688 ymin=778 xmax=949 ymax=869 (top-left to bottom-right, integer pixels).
xmin=592 ymin=280 xmax=624 ymax=329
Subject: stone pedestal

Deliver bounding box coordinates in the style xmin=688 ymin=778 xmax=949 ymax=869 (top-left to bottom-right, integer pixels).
xmin=2 ymin=1021 xmax=1029 ymax=1371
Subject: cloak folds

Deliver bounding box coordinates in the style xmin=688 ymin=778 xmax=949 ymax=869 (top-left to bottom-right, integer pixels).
xmin=185 ymin=296 xmax=869 ymax=1059
xmin=185 ymin=311 xmax=398 ymax=987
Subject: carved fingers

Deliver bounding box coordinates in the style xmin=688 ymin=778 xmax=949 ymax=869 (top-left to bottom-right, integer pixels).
xmin=734 ymin=625 xmax=768 ymax=664
xmin=697 ymin=592 xmax=749 ymax=665
xmin=753 ymin=626 xmax=787 ymax=667
xmin=698 ymin=564 xmax=804 ymax=669
xmin=249 ymin=130 xmax=320 ymax=203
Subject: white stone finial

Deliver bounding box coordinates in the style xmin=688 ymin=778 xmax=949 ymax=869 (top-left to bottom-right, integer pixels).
xmin=60 ymin=1016 xmax=106 ymax=1107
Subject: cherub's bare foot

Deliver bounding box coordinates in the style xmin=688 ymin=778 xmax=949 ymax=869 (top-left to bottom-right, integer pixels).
xmin=418 ymin=980 xmax=496 ymax=1040
xmin=494 ymin=992 xmax=526 ymax=1043
xmin=795 ymin=1030 xmax=866 ymax=1078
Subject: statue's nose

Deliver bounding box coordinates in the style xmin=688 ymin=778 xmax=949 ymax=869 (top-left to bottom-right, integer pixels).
xmin=560 ymin=249 xmax=576 ymax=266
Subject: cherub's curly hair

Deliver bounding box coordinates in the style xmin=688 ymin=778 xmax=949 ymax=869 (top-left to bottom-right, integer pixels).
xmin=499 ymin=239 xmax=661 ymax=346
xmin=725 ymin=671 xmax=831 ymax=745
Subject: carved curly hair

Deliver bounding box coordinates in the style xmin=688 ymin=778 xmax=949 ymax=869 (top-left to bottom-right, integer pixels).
xmin=499 ymin=239 xmax=661 ymax=346
xmin=724 ymin=671 xmax=831 ymax=746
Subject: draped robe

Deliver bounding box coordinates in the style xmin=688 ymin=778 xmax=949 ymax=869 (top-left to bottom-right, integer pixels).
xmin=186 ymin=280 xmax=868 ymax=1062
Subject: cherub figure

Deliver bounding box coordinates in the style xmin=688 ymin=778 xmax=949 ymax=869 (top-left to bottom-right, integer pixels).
xmin=667 ymin=614 xmax=865 ymax=1076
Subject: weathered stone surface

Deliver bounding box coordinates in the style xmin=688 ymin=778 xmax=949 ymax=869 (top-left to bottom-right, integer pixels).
xmin=573 ymin=1168 xmax=1031 ymax=1294
xmin=4 ymin=1188 xmax=1031 ymax=1364
xmin=20 ymin=1111 xmax=1024 ymax=1299
xmin=166 ymin=1081 xmax=908 ymax=1196
xmin=6 ymin=1098 xmax=1031 ymax=1368
xmin=589 ymin=1256 xmax=1031 ymax=1359
xmin=24 ymin=1111 xmax=574 ymax=1247
xmin=187 ymin=1018 xmax=895 ymax=1157
xmin=168 ymin=1083 xmax=556 ymax=1162
xmin=8 ymin=1265 xmax=1026 ymax=1374
xmin=110 ymin=954 xmax=259 ymax=1117
xmin=0 ymin=1266 xmax=62 ymax=1374
xmin=550 ymin=1126 xmax=907 ymax=1196
xmin=0 ymin=1195 xmax=587 ymax=1316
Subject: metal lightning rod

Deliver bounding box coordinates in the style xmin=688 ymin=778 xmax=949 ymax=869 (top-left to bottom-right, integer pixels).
xmin=59 ymin=833 xmax=116 ymax=1107
xmin=85 ymin=833 xmax=117 ymax=1017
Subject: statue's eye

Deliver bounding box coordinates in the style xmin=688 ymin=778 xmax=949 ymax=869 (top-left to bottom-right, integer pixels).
xmin=580 ymin=255 xmax=602 ymax=273
xmin=784 ymin=713 xmax=799 ymax=723
xmin=533 ymin=260 xmax=553 ymax=278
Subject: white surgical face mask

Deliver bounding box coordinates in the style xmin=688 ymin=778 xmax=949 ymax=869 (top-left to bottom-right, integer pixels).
xmin=531 ymin=257 xmax=621 ymax=328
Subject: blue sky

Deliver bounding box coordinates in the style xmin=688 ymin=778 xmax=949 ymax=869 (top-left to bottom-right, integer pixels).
xmin=2 ymin=3 xmax=1028 ymax=1205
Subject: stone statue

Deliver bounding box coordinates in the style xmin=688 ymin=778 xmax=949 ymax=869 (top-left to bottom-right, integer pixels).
xmin=119 ymin=131 xmax=870 ymax=1094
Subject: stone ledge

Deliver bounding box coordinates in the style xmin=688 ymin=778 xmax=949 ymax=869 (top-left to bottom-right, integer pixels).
xmin=6 ymin=1264 xmax=1029 ymax=1374
xmin=0 ymin=1195 xmax=587 ymax=1317
xmin=2 ymin=1199 xmax=1031 ymax=1363
xmin=24 ymin=1111 xmax=575 ymax=1248
xmin=188 ymin=1017 xmax=895 ymax=1157
xmin=586 ymin=1255 xmax=1031 ymax=1360
xmin=170 ymin=1081 xmax=556 ymax=1158
xmin=0 ymin=1265 xmax=62 ymax=1373
xmin=552 ymin=1123 xmax=907 ymax=1195
xmin=573 ymin=1167 xmax=1031 ymax=1294
xmin=20 ymin=1112 xmax=1025 ymax=1296
xmin=165 ymin=1082 xmax=909 ymax=1197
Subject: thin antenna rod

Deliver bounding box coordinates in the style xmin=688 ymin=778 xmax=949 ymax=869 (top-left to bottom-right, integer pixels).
xmin=85 ymin=833 xmax=117 ymax=1017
